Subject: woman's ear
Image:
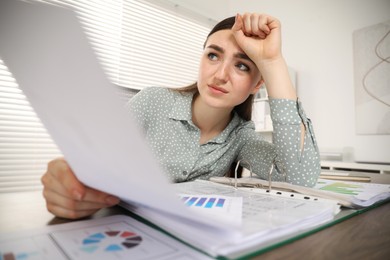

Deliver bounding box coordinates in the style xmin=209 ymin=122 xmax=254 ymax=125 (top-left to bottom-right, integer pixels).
xmin=251 ymin=78 xmax=264 ymax=95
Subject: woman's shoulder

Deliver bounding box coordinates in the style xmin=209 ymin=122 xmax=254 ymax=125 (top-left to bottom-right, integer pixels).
xmin=131 ymin=87 xmax=187 ymax=114
xmin=127 ymin=87 xmax=178 ymax=123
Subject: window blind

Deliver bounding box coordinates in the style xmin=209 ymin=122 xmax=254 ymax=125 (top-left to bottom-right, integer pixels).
xmin=0 ymin=0 xmax=212 ymax=192
xmin=0 ymin=59 xmax=62 ymax=192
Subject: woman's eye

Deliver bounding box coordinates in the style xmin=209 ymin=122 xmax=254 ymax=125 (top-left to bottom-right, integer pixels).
xmin=236 ymin=63 xmax=250 ymax=72
xmin=207 ymin=53 xmax=218 ymax=61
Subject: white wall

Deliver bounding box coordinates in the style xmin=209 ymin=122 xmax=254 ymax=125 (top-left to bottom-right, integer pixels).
xmin=168 ymin=0 xmax=390 ymax=163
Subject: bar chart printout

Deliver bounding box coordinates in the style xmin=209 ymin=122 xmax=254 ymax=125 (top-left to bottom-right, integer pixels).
xmin=182 ymin=196 xmax=226 ymax=208
xmin=179 ymin=194 xmax=242 ymax=225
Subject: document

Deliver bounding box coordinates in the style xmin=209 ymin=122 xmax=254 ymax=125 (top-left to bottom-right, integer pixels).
xmin=124 ymin=180 xmax=339 ymax=258
xmin=0 ymin=0 xmax=232 ymax=234
xmin=0 ymin=215 xmax=212 ymax=260
xmin=178 ymin=194 xmax=243 ymax=226
xmin=0 ymin=0 xmax=341 ymax=258
xmin=315 ymin=178 xmax=390 ymax=207
xmin=210 ymin=176 xmax=390 ymax=208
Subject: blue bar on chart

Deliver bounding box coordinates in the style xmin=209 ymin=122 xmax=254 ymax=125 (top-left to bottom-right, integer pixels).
xmin=195 ymin=197 xmax=207 ymax=207
xmin=181 ymin=196 xmax=189 ymax=202
xmin=205 ymin=198 xmax=216 ymax=208
xmin=216 ymin=198 xmax=225 ymax=207
xmin=180 ymin=195 xmax=227 ymax=209
xmin=185 ymin=197 xmax=198 ymax=206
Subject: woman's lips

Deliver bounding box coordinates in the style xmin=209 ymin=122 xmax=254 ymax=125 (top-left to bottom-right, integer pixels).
xmin=208 ymin=85 xmax=228 ymax=94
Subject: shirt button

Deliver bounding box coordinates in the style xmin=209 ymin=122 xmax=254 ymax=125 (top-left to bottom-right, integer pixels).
xmin=182 ymin=171 xmax=188 ymax=176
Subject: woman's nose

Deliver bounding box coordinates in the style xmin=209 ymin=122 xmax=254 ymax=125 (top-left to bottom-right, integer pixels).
xmin=214 ymin=62 xmax=229 ymax=83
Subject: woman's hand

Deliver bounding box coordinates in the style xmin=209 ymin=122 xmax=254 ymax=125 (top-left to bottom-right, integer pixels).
xmin=41 ymin=157 xmax=120 ymax=219
xmin=232 ymin=12 xmax=296 ymax=100
xmin=232 ymin=13 xmax=282 ymax=66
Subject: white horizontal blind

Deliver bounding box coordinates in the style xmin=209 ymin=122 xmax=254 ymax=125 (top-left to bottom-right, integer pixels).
xmin=119 ymin=0 xmax=209 ymax=89
xmin=0 ymin=0 xmax=211 ymax=192
xmin=38 ymin=0 xmax=210 ymax=89
xmin=0 ymin=59 xmax=62 ymax=192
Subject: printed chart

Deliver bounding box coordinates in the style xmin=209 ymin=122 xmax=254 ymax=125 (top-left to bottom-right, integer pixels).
xmin=179 ymin=194 xmax=242 ymax=225
xmin=0 ymin=215 xmax=212 ymax=260
xmin=0 ymin=236 xmax=64 ymax=260
xmin=51 ymin=221 xmax=177 ymax=259
xmin=318 ymin=181 xmax=363 ymax=195
xmin=315 ymin=179 xmax=390 ymax=202
xmin=0 ymin=250 xmax=39 ymax=260
xmin=80 ymin=230 xmax=142 ymax=253
xmin=181 ymin=196 xmax=227 ymax=209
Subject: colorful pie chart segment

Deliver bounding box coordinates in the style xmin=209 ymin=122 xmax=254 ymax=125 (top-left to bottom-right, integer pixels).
xmin=80 ymin=230 xmax=143 ymax=253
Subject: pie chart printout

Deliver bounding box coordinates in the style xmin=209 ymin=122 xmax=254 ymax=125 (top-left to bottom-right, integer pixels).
xmin=80 ymin=230 xmax=143 ymax=253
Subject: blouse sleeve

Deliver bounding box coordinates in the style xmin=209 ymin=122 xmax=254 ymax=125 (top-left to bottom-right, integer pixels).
xmin=237 ymin=99 xmax=320 ymax=187
xmin=268 ymin=98 xmax=321 ymax=187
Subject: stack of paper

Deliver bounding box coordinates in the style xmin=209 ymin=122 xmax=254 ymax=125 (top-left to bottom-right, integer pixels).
xmin=121 ymin=180 xmax=339 ymax=258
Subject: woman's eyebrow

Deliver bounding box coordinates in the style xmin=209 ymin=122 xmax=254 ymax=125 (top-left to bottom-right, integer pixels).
xmin=206 ymin=44 xmax=224 ymax=53
xmin=234 ymin=52 xmax=253 ymax=63
xmin=206 ymin=44 xmax=254 ymax=64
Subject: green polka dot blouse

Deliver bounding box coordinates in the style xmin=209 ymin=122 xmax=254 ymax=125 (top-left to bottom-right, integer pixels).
xmin=127 ymin=87 xmax=320 ymax=187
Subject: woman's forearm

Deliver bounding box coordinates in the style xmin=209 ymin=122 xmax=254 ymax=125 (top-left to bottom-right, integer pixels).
xmin=256 ymin=57 xmax=296 ymax=100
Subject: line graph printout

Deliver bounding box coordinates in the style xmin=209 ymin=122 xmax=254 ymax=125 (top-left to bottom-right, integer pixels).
xmin=315 ymin=179 xmax=390 ymax=201
xmin=318 ymin=181 xmax=363 ymax=195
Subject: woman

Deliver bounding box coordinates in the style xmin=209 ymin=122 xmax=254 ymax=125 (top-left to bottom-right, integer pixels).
xmin=41 ymin=13 xmax=320 ymax=219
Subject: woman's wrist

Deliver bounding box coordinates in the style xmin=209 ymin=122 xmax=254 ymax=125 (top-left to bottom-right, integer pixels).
xmin=254 ymin=55 xmax=284 ymax=70
xmin=256 ymin=57 xmax=297 ymax=100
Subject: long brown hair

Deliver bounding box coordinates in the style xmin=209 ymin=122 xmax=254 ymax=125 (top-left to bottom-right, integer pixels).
xmin=174 ymin=16 xmax=257 ymax=178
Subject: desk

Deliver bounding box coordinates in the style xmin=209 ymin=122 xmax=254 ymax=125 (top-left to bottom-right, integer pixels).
xmin=1 ymin=174 xmax=390 ymax=260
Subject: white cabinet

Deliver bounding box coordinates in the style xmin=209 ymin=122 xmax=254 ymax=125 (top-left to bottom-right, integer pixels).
xmin=252 ymin=98 xmax=272 ymax=131
xmin=321 ymin=161 xmax=390 ymax=174
xmin=252 ymin=95 xmax=273 ymax=142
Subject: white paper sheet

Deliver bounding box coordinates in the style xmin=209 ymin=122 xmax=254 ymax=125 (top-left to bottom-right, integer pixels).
xmin=0 ymin=215 xmax=212 ymax=260
xmin=0 ymin=0 xmax=234 ymax=234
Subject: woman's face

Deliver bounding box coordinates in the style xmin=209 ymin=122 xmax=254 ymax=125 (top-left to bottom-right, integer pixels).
xmin=197 ymin=29 xmax=262 ymax=110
